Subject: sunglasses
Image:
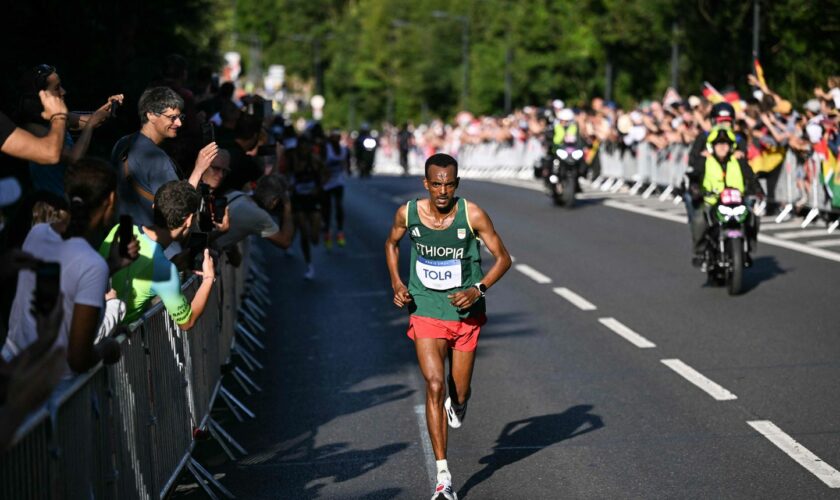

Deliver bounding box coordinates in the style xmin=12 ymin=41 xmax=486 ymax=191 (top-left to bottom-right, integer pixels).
xmin=155 ymin=112 xmax=186 ymax=124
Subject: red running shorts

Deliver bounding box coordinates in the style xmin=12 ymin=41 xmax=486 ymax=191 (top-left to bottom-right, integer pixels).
xmin=407 ymin=314 xmax=487 ymax=352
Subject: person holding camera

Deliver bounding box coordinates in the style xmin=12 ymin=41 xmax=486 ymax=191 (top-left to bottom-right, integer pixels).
xmin=16 ymin=64 xmax=124 ymax=196
xmin=111 ymin=87 xmax=218 ymax=228
xmin=210 ymin=173 xmax=294 ymax=251
xmin=2 ymin=159 xmax=131 ymax=376
xmin=100 ymin=180 xmax=216 ymax=330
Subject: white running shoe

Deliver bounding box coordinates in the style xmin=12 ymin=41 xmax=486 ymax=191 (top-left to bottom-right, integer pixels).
xmin=431 ymin=476 xmax=457 ymax=500
xmin=444 ymin=397 xmax=467 ymax=429
xmin=304 ymin=264 xmax=315 ymax=280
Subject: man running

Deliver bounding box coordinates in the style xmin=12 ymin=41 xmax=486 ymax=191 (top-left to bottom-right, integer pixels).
xmin=385 ymin=153 xmax=511 ymax=500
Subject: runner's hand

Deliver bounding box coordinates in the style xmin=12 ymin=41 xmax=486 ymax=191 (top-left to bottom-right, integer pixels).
xmin=392 ymin=282 xmax=412 ymax=308
xmin=448 ymin=288 xmax=481 ymax=310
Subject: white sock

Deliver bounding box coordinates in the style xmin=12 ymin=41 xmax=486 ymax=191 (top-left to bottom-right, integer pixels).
xmin=436 ymin=459 xmax=450 ymax=481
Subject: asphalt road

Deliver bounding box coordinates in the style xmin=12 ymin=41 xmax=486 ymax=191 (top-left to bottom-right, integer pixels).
xmin=178 ymin=174 xmax=840 ymax=499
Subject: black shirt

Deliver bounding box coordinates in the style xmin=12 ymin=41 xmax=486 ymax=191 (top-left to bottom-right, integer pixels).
xmin=0 ymin=112 xmax=16 ymax=149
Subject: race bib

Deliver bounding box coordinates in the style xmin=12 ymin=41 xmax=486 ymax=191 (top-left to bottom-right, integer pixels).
xmin=416 ymin=256 xmax=462 ymax=290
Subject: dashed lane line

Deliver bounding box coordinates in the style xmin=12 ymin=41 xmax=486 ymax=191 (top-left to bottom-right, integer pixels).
xmin=515 ymin=264 xmax=552 ymax=284
xmin=660 ymin=359 xmax=737 ymax=401
xmin=597 ymin=317 xmax=656 ymax=348
xmin=553 ymin=287 xmax=597 ymax=311
xmin=747 ymin=420 xmax=840 ymax=488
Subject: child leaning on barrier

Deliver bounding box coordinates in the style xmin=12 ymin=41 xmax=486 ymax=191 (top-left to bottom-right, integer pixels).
xmin=100 ymin=180 xmax=216 ymax=331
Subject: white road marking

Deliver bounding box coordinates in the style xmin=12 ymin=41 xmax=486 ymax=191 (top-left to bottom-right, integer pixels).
xmin=598 ymin=317 xmax=656 ymax=348
xmin=758 ymin=234 xmax=840 ymax=263
xmin=603 ymin=199 xmax=840 ymax=263
xmin=747 ymin=420 xmax=840 ymax=488
xmin=515 ymin=264 xmax=552 ymax=284
xmin=774 ymin=229 xmax=837 ymax=240
xmin=553 ymin=287 xmax=597 ymax=310
xmin=760 ymin=219 xmax=809 ymax=230
xmin=603 ymin=199 xmax=685 ymax=224
xmin=810 ymin=239 xmax=840 ymax=248
xmin=660 ymin=359 xmax=737 ymax=401
xmin=414 ymin=404 xmax=437 ymax=486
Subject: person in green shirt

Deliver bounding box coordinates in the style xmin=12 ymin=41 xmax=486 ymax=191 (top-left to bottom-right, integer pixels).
xmin=100 ymin=180 xmax=216 ymax=330
xmin=385 ymin=153 xmax=512 ymax=500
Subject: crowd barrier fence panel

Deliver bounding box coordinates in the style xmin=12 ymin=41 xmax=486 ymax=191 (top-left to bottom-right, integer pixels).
xmin=0 ymin=240 xmax=252 ymax=500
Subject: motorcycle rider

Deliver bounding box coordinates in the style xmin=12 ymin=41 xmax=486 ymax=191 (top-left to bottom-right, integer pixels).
xmin=687 ymin=125 xmax=763 ymax=269
xmin=552 ymin=108 xmax=578 ymax=147
xmin=354 ymin=123 xmax=377 ymax=178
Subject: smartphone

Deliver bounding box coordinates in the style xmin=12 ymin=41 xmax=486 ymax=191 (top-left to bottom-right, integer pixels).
xmin=189 ymin=232 xmax=209 ymax=270
xmin=109 ymin=99 xmax=120 ymax=119
xmin=34 ymin=262 xmax=61 ymax=314
xmin=212 ymin=196 xmax=228 ymax=223
xmin=201 ymin=122 xmax=215 ymax=146
xmin=119 ymin=215 xmax=133 ymax=258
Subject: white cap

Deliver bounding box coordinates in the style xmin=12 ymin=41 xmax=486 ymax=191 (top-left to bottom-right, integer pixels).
xmin=0 ymin=177 xmax=22 ymax=208
xmin=805 ymin=99 xmax=821 ymax=114
xmin=552 ymin=99 xmax=565 ymax=109
xmin=558 ymin=108 xmax=574 ymax=121
xmin=806 ymin=122 xmax=823 ymax=143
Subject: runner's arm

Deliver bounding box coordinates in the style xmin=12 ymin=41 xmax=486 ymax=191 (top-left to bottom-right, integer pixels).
xmin=449 ymin=202 xmax=512 ymax=309
xmin=468 ymin=201 xmax=511 ymax=290
xmin=385 ymin=204 xmax=412 ymax=308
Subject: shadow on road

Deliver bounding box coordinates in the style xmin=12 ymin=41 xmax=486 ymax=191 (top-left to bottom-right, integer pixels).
xmin=742 ymin=255 xmax=786 ymax=293
xmin=458 ymin=405 xmax=604 ymax=499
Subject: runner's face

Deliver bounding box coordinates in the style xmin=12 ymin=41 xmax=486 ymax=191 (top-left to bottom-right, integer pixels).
xmin=424 ymin=165 xmax=458 ymax=211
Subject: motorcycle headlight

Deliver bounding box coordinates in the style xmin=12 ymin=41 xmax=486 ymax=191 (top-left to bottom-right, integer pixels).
xmin=363 ymin=138 xmax=377 ymax=149
xmin=571 ymin=150 xmax=584 ymax=160
xmin=732 ymin=205 xmax=748 ymax=222
xmin=549 ymin=175 xmax=559 ymax=184
xmin=717 ymin=205 xmax=734 ymax=217
xmin=556 ymin=149 xmax=568 ymax=160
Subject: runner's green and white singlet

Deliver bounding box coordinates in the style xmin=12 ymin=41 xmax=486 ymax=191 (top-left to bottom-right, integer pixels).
xmin=407 ymin=197 xmax=484 ymax=321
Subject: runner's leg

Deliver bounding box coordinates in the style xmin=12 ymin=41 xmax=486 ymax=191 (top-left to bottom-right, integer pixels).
xmin=295 ymin=213 xmax=311 ymax=264
xmin=334 ymin=186 xmax=345 ymax=232
xmin=321 ymin=189 xmax=333 ymax=236
xmin=447 ymin=349 xmax=476 ymax=406
xmin=415 ymin=337 xmax=449 ymax=460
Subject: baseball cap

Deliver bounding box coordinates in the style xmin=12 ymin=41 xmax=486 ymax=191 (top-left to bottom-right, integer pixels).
xmin=805 ymin=99 xmax=821 ymax=114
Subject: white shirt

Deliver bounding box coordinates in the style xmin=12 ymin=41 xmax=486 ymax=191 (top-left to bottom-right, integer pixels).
xmin=2 ymin=224 xmax=109 ymax=376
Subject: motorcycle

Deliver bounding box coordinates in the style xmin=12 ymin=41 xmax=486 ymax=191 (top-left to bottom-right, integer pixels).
xmin=355 ymin=133 xmax=378 ymax=178
xmin=702 ymin=188 xmax=752 ymax=295
xmin=543 ymin=143 xmax=583 ymax=207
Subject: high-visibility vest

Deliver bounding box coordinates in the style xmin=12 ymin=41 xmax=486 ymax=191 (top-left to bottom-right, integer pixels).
xmin=553 ymin=123 xmax=578 ymax=145
xmin=703 ymin=155 xmax=744 ymax=205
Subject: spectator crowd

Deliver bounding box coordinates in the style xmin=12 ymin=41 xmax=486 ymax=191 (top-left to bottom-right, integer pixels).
xmin=380 ymin=71 xmax=840 ymax=213
xmin=0 ymin=54 xmax=350 ymax=449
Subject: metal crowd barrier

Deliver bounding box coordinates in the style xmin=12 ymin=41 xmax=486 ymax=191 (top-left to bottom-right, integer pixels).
xmin=0 ymin=238 xmax=273 ymax=499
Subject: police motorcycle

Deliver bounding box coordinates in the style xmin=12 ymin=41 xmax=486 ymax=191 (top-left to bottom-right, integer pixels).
xmin=701 ymin=187 xmax=753 ymax=295
xmin=354 ymin=125 xmax=378 ymax=177
xmin=544 ymin=137 xmax=583 ymax=207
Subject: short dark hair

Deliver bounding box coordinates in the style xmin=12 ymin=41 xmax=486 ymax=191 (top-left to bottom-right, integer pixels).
xmin=138 ymin=86 xmax=184 ymax=124
xmin=64 ymin=157 xmax=117 ymax=238
xmin=153 ymin=180 xmax=200 ymax=229
xmin=234 ymin=113 xmax=262 ymax=141
xmin=424 ymin=153 xmax=458 ymax=178
xmin=253 ymin=174 xmax=287 ymax=211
